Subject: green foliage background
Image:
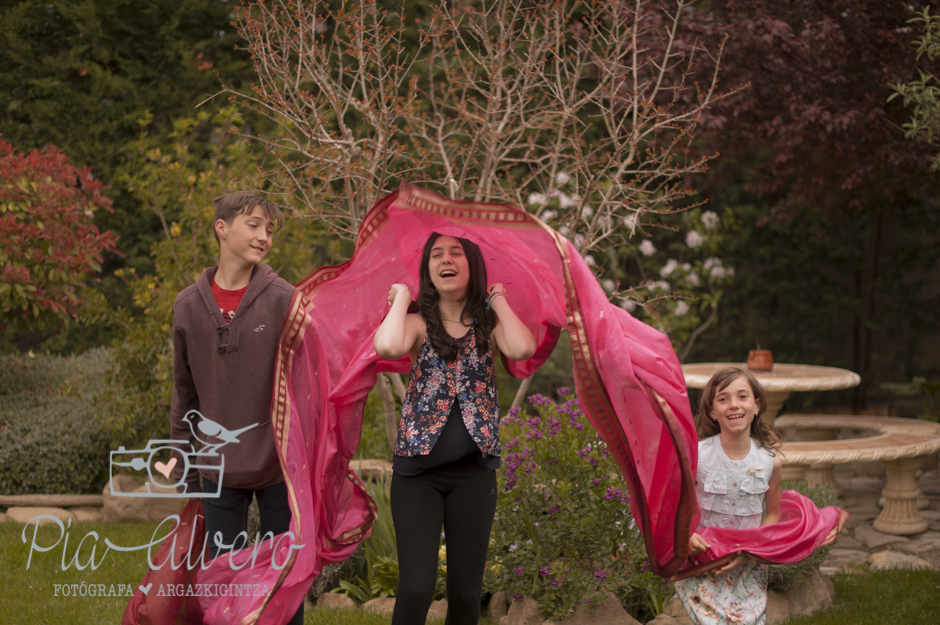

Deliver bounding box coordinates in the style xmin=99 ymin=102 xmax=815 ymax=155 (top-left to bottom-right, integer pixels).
xmin=0 ymin=348 xmax=111 ymax=494
xmin=101 ymin=107 xmax=332 ymax=448
xmin=0 ymin=0 xmax=262 ymax=354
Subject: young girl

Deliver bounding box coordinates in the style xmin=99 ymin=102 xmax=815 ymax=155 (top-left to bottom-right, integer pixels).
xmin=675 ymin=367 xmax=784 ymax=625
xmin=373 ymin=232 xmax=536 ymax=625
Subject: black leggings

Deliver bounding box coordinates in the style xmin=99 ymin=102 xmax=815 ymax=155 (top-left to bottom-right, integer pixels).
xmin=390 ymin=458 xmax=497 ymax=625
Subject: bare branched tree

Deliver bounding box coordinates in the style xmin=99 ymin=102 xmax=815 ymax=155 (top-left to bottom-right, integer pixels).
xmin=226 ymin=0 xmax=732 ymax=253
xmin=222 ymin=0 xmax=733 ymax=430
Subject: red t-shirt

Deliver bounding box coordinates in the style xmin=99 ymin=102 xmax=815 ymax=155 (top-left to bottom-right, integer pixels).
xmin=211 ymin=281 xmax=247 ymax=323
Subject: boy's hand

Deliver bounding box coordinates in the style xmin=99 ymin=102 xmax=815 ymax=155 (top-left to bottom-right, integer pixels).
xmin=388 ymin=283 xmax=411 ymax=307
xmin=689 ymin=532 xmax=710 ymax=555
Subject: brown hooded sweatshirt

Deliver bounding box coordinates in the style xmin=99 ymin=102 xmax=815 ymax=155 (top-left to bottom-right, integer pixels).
xmin=169 ymin=264 xmax=295 ymax=492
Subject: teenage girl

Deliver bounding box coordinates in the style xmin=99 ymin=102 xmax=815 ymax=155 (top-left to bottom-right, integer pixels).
xmin=373 ymin=233 xmax=536 ymax=625
xmin=675 ymin=367 xmax=783 ymax=625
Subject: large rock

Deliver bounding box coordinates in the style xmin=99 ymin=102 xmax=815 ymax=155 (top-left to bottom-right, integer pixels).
xmin=867 ymin=550 xmax=937 ymax=571
xmin=893 ymin=530 xmax=940 ymax=556
xmin=645 ymin=615 xmax=679 ymax=625
xmin=820 ymin=548 xmax=870 ymax=575
xmin=765 ymin=590 xmax=789 ymax=625
xmin=488 ymin=591 xmax=509 ymax=620
xmin=315 ymin=593 xmax=355 ymax=609
xmin=352 ymin=459 xmax=393 ymax=481
xmin=427 ymin=599 xmax=448 ymax=620
xmin=69 ymin=506 xmax=103 ymax=523
xmin=6 ymin=506 xmax=76 ymax=526
xmin=780 ymin=570 xmax=834 ymax=618
xmin=553 ymin=593 xmax=640 ymax=625
xmin=500 ymin=595 xmax=544 ymax=625
xmin=854 ymin=526 xmax=908 ymax=549
xmin=663 ymin=595 xmax=693 ymax=625
xmin=362 ymin=597 xmax=396 ymax=614
xmin=102 ymin=475 xmax=184 ymax=523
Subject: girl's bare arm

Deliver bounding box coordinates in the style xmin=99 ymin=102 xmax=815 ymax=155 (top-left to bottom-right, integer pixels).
xmin=762 ymin=455 xmax=783 ymax=526
xmin=488 ymin=283 xmax=536 ymax=361
xmin=374 ymin=284 xmax=423 ymax=359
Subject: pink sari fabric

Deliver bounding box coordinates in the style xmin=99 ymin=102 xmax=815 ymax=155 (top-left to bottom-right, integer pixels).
xmin=673 ymin=491 xmax=850 ymax=580
xmin=321 ymin=184 xmax=700 ymax=577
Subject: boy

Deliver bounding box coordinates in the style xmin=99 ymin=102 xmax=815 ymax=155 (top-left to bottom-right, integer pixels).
xmin=169 ymin=191 xmax=302 ymax=625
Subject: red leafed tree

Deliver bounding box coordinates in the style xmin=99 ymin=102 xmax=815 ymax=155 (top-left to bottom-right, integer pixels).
xmin=0 ymin=138 xmax=119 ymax=335
xmin=695 ymin=0 xmax=940 ymax=215
xmin=681 ymin=1 xmax=940 ymax=402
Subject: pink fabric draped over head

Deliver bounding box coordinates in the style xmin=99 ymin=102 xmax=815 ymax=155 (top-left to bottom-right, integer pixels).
xmin=124 ymin=183 xmax=845 ymax=624
xmin=322 ymin=184 xmax=701 ymax=579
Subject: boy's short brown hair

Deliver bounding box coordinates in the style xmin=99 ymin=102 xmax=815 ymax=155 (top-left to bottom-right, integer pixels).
xmin=212 ymin=191 xmax=285 ymax=243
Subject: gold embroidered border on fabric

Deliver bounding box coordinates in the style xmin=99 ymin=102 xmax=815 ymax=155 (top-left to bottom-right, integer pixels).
xmin=252 ymin=291 xmax=311 ymax=624
xmin=395 ymin=184 xmax=539 ymax=230
xmin=325 ymin=469 xmax=380 ymax=548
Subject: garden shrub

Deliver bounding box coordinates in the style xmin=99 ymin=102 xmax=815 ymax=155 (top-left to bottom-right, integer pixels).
xmin=485 ymin=393 xmax=842 ymax=618
xmin=486 ymin=391 xmax=666 ymax=621
xmin=353 ymin=388 xmax=395 ymax=462
xmin=0 ymin=348 xmax=111 ymax=495
xmin=335 ymin=475 xmax=402 ymax=602
xmin=767 ymin=479 xmax=839 ymax=590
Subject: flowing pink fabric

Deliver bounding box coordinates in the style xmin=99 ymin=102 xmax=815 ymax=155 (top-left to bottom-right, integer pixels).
xmin=125 ymin=183 xmax=845 ymax=623
xmin=121 ymin=500 xmax=207 ymax=625
xmin=319 ymin=183 xmax=700 ymax=578
xmin=673 ymin=491 xmax=850 ymax=580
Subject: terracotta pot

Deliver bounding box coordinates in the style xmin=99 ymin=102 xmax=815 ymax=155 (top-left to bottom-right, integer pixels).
xmin=747 ymin=350 xmax=774 ymax=371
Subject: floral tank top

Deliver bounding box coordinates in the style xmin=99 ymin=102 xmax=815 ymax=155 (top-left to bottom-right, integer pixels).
xmin=394 ymin=326 xmax=500 ymax=458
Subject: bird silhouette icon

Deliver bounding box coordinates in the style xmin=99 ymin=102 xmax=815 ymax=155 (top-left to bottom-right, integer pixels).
xmin=182 ymin=410 xmax=261 ymax=452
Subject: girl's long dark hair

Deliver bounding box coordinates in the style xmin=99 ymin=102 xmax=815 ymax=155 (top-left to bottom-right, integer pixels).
xmin=413 ymin=232 xmax=495 ymax=360
xmin=694 ymin=367 xmax=783 ymax=452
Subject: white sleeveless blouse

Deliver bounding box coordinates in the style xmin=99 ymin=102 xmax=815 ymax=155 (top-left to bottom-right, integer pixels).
xmin=696 ymin=435 xmax=774 ymax=530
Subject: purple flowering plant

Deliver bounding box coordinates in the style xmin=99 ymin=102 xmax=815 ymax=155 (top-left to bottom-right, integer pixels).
xmin=484 ymin=389 xmax=667 ymax=620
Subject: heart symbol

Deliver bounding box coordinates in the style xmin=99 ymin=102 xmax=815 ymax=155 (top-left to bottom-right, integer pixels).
xmin=139 ymin=583 xmax=152 ymax=595
xmin=154 ymin=458 xmax=177 ymax=479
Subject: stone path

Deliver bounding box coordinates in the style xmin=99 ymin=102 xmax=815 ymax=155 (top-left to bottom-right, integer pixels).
xmin=819 ymin=464 xmax=940 ymax=574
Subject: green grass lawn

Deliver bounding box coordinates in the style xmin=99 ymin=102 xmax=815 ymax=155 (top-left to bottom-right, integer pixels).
xmin=3 ymin=520 xmax=938 ymax=624
xmin=0 ymin=520 xmax=162 ymax=624
xmin=790 ymin=568 xmax=940 ymax=625
xmin=0 ymin=520 xmax=458 ymax=625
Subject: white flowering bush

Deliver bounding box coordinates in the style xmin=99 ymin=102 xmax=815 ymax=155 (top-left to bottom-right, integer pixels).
xmin=529 ymin=174 xmax=737 ymax=360
xmin=616 ymin=208 xmax=737 ymax=360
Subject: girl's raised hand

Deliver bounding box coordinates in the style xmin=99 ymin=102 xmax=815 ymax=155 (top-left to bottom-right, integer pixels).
xmin=487 ymin=283 xmax=506 ymax=301
xmin=688 ymin=533 xmax=710 ymax=555
xmin=388 ymin=283 xmax=411 ymax=308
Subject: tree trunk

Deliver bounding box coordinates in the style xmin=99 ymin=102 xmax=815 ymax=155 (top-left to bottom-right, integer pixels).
xmin=375 ymin=372 xmax=399 ymax=449
xmin=0 ymin=494 xmax=103 ymax=507
xmin=387 ymin=372 xmax=407 ymax=402
xmin=510 ymin=375 xmax=535 ymax=412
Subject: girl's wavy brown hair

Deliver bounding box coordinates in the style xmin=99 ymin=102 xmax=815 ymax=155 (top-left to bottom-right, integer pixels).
xmin=411 ymin=232 xmax=495 ymax=361
xmin=694 ymin=367 xmax=783 ymax=452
